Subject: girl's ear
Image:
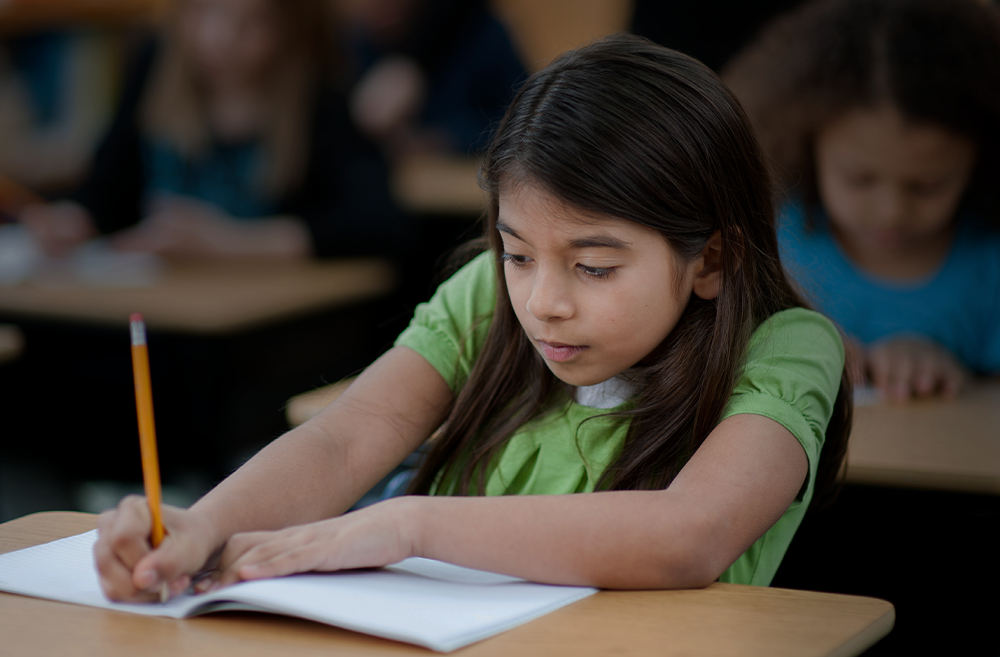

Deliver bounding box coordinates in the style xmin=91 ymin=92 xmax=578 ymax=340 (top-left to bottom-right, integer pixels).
xmin=692 ymin=231 xmax=723 ymax=300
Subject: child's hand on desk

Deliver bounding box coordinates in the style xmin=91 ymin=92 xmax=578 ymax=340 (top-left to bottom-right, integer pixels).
xmin=94 ymin=495 xmax=220 ymax=602
xmin=865 ymin=337 xmax=967 ymax=401
xmin=112 ymin=196 xmax=309 ymax=259
xmin=19 ymin=201 xmax=97 ymax=257
xmin=205 ymin=497 xmax=418 ymax=589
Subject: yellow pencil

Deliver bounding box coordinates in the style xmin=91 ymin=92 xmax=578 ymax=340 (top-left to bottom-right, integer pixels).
xmin=129 ymin=313 xmax=169 ymax=603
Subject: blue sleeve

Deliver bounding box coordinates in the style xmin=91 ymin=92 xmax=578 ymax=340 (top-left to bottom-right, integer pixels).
xmin=976 ymin=236 xmax=1000 ymax=374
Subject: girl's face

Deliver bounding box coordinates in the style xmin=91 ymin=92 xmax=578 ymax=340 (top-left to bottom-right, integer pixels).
xmin=815 ymin=105 xmax=976 ymax=257
xmin=180 ymin=0 xmax=282 ymax=90
xmin=498 ymin=184 xmax=709 ymax=387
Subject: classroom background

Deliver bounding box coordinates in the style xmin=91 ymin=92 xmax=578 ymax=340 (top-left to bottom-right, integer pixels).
xmin=0 ymin=1 xmax=997 ymax=655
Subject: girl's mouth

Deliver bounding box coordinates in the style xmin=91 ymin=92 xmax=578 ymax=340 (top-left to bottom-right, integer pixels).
xmin=538 ymin=341 xmax=587 ymax=362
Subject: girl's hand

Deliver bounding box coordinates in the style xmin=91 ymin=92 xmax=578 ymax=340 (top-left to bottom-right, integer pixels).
xmin=111 ymin=197 xmax=247 ymax=257
xmin=19 ymin=201 xmax=97 ymax=257
xmin=112 ymin=196 xmax=309 ymax=258
xmin=208 ymin=497 xmax=419 ymax=589
xmin=865 ymin=337 xmax=967 ymax=401
xmin=93 ymin=496 xmax=221 ymax=602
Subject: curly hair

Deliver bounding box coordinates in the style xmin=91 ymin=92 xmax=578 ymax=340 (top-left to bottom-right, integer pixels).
xmin=723 ymin=0 xmax=1000 ymax=221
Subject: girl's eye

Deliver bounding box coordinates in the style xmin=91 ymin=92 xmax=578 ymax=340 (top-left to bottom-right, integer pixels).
xmin=907 ymin=181 xmax=947 ymax=197
xmin=578 ymin=264 xmax=616 ymax=280
xmin=500 ymin=252 xmax=531 ymax=268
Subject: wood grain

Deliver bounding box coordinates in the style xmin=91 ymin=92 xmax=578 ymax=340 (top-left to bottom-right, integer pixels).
xmin=1 ymin=512 xmax=894 ymax=656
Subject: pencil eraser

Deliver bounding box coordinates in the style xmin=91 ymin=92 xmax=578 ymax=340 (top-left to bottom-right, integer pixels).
xmin=130 ymin=313 xmax=144 ymax=324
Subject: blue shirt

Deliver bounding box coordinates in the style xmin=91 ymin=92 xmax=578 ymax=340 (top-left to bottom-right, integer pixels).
xmin=777 ymin=203 xmax=1000 ymax=374
xmin=142 ymin=137 xmax=277 ymax=219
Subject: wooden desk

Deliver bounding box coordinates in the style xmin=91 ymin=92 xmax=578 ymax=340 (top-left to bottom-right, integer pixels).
xmin=286 ymin=378 xmax=354 ymax=427
xmin=0 ymin=323 xmax=22 ymax=364
xmin=393 ymin=155 xmax=484 ymax=217
xmin=0 ymin=258 xmax=396 ymax=335
xmin=1 ymin=512 xmax=893 ymax=656
xmin=494 ymin=0 xmax=634 ymax=70
xmin=847 ymin=383 xmax=1000 ymax=495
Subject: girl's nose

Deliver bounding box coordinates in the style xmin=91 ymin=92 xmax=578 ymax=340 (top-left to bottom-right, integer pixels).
xmin=525 ymin=270 xmax=574 ymax=321
xmin=874 ymin=187 xmax=908 ymax=228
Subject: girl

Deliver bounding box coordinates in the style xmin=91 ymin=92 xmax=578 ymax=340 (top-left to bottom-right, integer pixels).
xmin=724 ymin=0 xmax=1000 ymax=401
xmin=20 ymin=0 xmax=402 ymax=259
xmin=94 ymin=35 xmax=850 ymax=599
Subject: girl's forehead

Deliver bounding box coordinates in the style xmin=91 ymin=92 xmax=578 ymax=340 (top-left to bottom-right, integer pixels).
xmin=498 ymin=184 xmax=662 ymax=247
xmin=500 ymin=184 xmax=619 ymax=229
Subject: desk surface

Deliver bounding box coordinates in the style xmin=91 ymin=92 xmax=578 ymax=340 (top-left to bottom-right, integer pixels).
xmin=1 ymin=512 xmax=893 ymax=657
xmin=847 ymin=382 xmax=1000 ymax=494
xmin=0 ymin=257 xmax=396 ymax=334
xmin=393 ymin=155 xmax=484 ymax=216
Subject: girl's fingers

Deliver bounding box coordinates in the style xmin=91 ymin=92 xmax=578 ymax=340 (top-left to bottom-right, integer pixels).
xmin=215 ymin=533 xmax=318 ymax=587
xmin=238 ymin=544 xmax=323 ymax=581
xmin=98 ymin=497 xmax=153 ymax=569
xmin=889 ymin=357 xmax=916 ymax=401
xmin=866 ymin=348 xmax=891 ymax=395
xmin=93 ymin=532 xmax=156 ymax=600
xmin=95 ymin=497 xmax=216 ymax=601
xmin=940 ymin=360 xmax=965 ymax=399
xmin=912 ymin=353 xmax=941 ymax=397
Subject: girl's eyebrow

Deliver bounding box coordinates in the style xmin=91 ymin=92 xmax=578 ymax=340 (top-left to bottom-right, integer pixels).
xmin=496 ymin=219 xmax=631 ymax=250
xmin=568 ymin=235 xmax=631 ymax=250
xmin=496 ymin=219 xmax=523 ymax=241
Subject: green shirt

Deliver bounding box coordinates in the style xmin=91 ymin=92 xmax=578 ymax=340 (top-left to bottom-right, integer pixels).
xmin=395 ymin=251 xmax=844 ymax=586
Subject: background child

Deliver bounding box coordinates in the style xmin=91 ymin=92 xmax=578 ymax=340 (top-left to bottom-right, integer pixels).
xmin=339 ymin=0 xmax=526 ymax=158
xmin=92 ymin=35 xmax=850 ymax=600
xmin=724 ymin=0 xmax=1000 ymax=401
xmin=19 ymin=0 xmax=402 ymax=260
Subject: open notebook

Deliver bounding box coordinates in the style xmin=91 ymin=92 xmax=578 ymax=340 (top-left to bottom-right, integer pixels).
xmin=0 ymin=530 xmax=596 ymax=652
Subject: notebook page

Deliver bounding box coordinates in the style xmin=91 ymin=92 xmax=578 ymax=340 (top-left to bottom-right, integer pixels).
xmin=213 ymin=559 xmax=597 ymax=651
xmin=0 ymin=529 xmax=597 ymax=652
xmin=0 ymin=531 xmax=198 ymax=618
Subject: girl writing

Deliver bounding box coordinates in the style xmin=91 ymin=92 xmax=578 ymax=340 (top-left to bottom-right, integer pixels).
xmin=724 ymin=0 xmax=1000 ymax=401
xmin=94 ymin=35 xmax=850 ymax=598
xmin=20 ymin=0 xmax=402 ymax=260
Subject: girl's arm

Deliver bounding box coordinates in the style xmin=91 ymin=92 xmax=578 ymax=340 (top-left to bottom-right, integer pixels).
xmin=213 ymin=412 xmax=808 ymax=590
xmin=93 ymin=346 xmax=453 ymax=601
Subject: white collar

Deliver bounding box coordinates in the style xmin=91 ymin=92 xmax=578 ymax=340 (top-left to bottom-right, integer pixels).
xmin=574 ymin=376 xmax=638 ymax=409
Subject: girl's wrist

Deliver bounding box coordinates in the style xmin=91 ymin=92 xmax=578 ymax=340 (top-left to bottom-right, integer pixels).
xmin=390 ymin=495 xmax=429 ymax=560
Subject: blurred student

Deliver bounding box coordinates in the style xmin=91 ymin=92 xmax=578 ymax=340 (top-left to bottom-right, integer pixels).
xmin=724 ymin=0 xmax=1000 ymax=401
xmin=20 ymin=0 xmax=402 ymax=260
xmin=340 ymin=0 xmax=526 ymax=158
xmin=0 ymin=31 xmax=117 ymax=193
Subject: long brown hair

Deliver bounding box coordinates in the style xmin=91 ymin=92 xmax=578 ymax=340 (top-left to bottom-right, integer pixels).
xmin=141 ymin=0 xmax=338 ymax=195
xmin=722 ymin=0 xmax=1000 ymax=224
xmin=409 ymin=34 xmax=851 ymax=509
